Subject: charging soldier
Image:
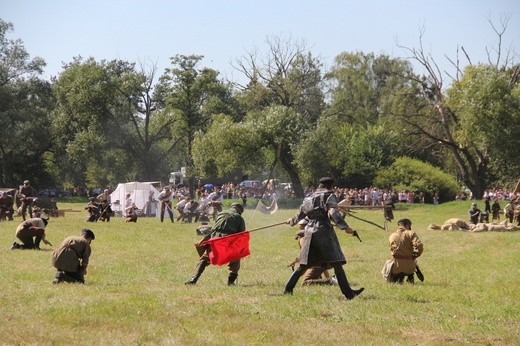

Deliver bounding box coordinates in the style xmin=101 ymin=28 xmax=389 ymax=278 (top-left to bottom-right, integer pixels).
xmin=185 ymin=203 xmax=246 ymax=286
xmin=284 ymin=177 xmax=364 ymax=300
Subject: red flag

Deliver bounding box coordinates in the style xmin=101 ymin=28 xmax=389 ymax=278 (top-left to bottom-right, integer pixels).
xmin=202 ymin=232 xmax=250 ymax=266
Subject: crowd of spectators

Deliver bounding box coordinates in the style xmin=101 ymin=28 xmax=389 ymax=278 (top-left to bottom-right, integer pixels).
xmin=82 ymin=182 xmax=519 ymax=208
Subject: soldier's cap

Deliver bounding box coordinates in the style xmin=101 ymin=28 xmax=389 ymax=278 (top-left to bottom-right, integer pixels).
xmin=319 ymin=177 xmax=334 ymax=184
xmin=397 ymin=218 xmax=412 ymax=226
xmin=230 ymin=203 xmax=244 ymax=214
xmin=23 ymin=180 xmax=30 ymax=184
xmin=81 ymin=228 xmax=95 ymax=240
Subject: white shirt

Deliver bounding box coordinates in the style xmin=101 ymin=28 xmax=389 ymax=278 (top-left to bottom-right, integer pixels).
xmin=158 ymin=191 xmax=173 ymax=202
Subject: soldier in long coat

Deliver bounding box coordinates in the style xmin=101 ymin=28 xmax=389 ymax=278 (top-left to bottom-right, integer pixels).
xmin=284 ymin=177 xmax=364 ymax=300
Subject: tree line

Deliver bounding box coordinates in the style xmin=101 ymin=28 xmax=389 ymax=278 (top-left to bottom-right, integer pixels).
xmin=1 ymin=19 xmax=518 ymax=201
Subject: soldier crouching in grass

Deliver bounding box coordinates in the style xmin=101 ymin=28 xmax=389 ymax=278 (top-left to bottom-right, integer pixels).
xmin=11 ymin=217 xmax=52 ymax=250
xmin=51 ymin=229 xmax=95 ymax=284
xmin=383 ymin=218 xmax=424 ymax=284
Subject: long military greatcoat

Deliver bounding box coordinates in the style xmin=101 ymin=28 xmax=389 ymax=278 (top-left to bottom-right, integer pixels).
xmin=289 ymin=188 xmax=349 ymax=266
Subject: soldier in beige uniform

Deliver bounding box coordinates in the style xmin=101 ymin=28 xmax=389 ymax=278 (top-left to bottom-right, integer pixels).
xmin=52 ymin=229 xmax=95 ymax=284
xmin=11 ymin=217 xmax=51 ymax=250
xmin=387 ymin=218 xmax=423 ymax=283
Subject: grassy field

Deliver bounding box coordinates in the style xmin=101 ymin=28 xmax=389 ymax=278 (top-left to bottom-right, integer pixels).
xmin=0 ymin=199 xmax=519 ymax=345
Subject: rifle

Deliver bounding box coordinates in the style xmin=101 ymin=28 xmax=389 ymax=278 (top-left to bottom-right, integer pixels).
xmin=415 ymin=264 xmax=425 ymax=282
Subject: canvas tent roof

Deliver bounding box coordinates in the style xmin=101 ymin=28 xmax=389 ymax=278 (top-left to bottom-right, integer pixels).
xmin=110 ymin=182 xmax=161 ymax=213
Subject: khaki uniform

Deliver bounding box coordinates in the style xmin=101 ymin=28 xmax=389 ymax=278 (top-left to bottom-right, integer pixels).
xmin=52 ymin=235 xmax=92 ymax=283
xmin=15 ymin=218 xmax=47 ymax=249
xmin=19 ymin=184 xmax=36 ymax=220
xmin=294 ymin=231 xmax=332 ymax=285
xmin=388 ymin=226 xmax=423 ymax=281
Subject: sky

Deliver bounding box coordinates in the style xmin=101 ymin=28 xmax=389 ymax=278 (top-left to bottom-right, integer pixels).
xmin=2 ymin=0 xmax=519 ymax=84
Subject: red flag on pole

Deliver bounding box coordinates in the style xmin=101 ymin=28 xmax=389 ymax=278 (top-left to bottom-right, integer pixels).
xmin=201 ymin=231 xmax=250 ymax=266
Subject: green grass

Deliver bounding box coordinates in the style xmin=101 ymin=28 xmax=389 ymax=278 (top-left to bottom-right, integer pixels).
xmin=1 ymin=200 xmax=519 ymax=345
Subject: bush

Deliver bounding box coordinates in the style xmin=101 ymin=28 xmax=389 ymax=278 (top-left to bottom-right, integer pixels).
xmin=374 ymin=157 xmax=459 ymax=203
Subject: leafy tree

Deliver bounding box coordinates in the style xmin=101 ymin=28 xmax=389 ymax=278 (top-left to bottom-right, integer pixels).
xmin=229 ymin=36 xmax=325 ymax=197
xmin=193 ymin=105 xmax=306 ymax=195
xmin=374 ymin=157 xmax=460 ymax=203
xmin=396 ymin=17 xmax=518 ymax=198
xmin=295 ymin=119 xmax=399 ymax=187
xmin=446 ymin=64 xmax=520 ymax=186
xmin=0 ymin=19 xmax=52 ymax=188
xmin=233 ymin=36 xmax=325 ymax=125
xmin=158 ymin=54 xmax=239 ymax=196
xmin=51 ymin=58 xmax=171 ymax=188
xmin=324 ymin=52 xmax=415 ymax=124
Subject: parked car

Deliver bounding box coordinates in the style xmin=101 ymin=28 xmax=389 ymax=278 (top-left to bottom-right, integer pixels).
xmin=238 ymin=180 xmax=262 ymax=189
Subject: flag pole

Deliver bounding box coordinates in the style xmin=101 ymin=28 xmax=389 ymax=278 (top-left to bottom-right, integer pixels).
xmin=248 ymin=221 xmax=287 ymax=233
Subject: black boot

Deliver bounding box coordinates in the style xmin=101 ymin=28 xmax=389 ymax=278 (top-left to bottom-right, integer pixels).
xmin=185 ymin=260 xmax=208 ymax=285
xmin=52 ymin=271 xmax=65 ymax=284
xmin=228 ymin=273 xmax=238 ymax=286
xmin=284 ymin=266 xmax=305 ymax=294
xmin=334 ymin=264 xmax=364 ymax=300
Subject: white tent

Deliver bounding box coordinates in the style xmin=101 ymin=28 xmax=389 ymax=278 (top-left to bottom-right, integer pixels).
xmin=110 ymin=182 xmax=161 ymax=217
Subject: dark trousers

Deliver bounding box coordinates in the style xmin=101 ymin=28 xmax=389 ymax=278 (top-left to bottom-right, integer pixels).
xmin=285 ymin=263 xmax=355 ymax=298
xmin=389 ymin=272 xmax=414 ymax=284
xmin=55 ymin=269 xmax=85 ymax=283
xmin=161 ymin=202 xmax=174 ymax=222
xmin=18 ymin=232 xmax=42 ymax=249
xmin=21 ymin=201 xmax=33 ymax=221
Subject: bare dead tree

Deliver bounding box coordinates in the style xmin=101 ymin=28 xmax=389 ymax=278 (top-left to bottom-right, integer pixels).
xmin=395 ymin=19 xmax=517 ymax=198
